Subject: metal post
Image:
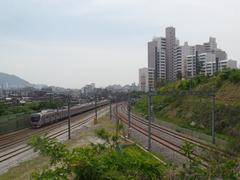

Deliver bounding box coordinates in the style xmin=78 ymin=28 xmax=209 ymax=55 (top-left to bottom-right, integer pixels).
xmin=212 ymin=88 xmax=216 ymax=144
xmin=110 ymin=99 xmax=112 ymax=121
xmin=148 ymin=92 xmax=152 ymax=151
xmin=128 ymin=91 xmax=131 ymax=138
xmin=189 ymin=78 xmax=192 ymax=94
xmin=151 ymin=100 xmax=154 ymax=123
xmin=67 ymin=94 xmax=71 ymax=140
xmin=116 ymin=104 xmax=119 ymax=136
xmin=94 ymin=93 xmax=97 ymax=124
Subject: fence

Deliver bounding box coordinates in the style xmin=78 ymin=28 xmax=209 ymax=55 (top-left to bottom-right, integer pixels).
xmin=0 ymin=113 xmax=31 ymax=135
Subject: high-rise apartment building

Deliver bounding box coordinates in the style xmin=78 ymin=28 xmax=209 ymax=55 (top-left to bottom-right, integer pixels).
xmin=173 ymin=45 xmax=183 ymax=79
xmin=204 ymin=37 xmax=217 ymax=53
xmin=165 ymin=27 xmax=176 ymax=81
xmin=148 ymin=37 xmax=166 ymax=82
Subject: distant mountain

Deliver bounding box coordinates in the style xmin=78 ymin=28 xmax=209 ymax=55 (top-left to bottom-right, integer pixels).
xmin=0 ymin=72 xmax=31 ymax=89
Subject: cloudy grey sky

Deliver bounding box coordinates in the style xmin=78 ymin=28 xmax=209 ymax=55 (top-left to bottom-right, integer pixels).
xmin=0 ymin=0 xmax=239 ymax=88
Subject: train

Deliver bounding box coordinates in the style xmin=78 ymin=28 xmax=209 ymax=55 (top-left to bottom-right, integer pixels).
xmin=30 ymin=100 xmax=109 ymax=128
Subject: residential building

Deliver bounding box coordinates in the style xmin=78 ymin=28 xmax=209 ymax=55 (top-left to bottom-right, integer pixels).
xmin=186 ymin=55 xmax=197 ymax=77
xmin=204 ymin=37 xmax=217 ymax=53
xmin=174 ymin=42 xmax=195 ymax=79
xmin=205 ymin=59 xmax=238 ymax=76
xmin=198 ymin=53 xmax=216 ymax=75
xmin=148 ymin=37 xmax=166 ymax=82
xmin=165 ymin=27 xmax=176 ymax=81
xmin=139 ymin=68 xmax=155 ymax=92
xmin=146 ymin=27 xmax=238 ymax=82
xmin=173 ymin=45 xmax=182 ymax=79
xmin=195 ymin=44 xmax=206 ymax=54
xmin=216 ymin=49 xmax=228 ymax=61
xmin=219 ymin=59 xmax=237 ymax=70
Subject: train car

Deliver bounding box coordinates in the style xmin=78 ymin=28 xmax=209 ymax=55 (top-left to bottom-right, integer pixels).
xmin=30 ymin=100 xmax=109 ymax=128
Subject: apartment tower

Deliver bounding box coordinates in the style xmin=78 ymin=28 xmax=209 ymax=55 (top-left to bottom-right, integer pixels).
xmin=148 ymin=37 xmax=166 ymax=83
xmin=165 ymin=27 xmax=176 ymax=81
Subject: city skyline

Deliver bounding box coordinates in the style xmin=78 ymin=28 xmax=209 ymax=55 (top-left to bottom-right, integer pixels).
xmin=0 ymin=0 xmax=239 ymax=88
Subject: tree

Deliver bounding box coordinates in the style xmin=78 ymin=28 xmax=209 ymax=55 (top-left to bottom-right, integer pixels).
xmin=179 ymin=143 xmax=207 ymax=179
xmin=206 ymin=150 xmax=240 ymax=179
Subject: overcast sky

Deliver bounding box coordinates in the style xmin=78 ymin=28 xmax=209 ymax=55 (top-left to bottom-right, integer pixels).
xmin=0 ymin=0 xmax=239 ymax=88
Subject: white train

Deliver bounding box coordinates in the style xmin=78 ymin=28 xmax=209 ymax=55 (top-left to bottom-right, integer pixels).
xmin=30 ymin=100 xmax=109 ymax=128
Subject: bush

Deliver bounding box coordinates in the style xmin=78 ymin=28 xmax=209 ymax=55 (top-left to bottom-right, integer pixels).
xmin=28 ymin=134 xmax=164 ymax=179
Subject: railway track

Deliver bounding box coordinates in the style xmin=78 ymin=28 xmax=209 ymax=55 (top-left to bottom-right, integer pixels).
xmin=120 ymin=104 xmax=229 ymax=156
xmin=0 ymin=107 xmax=108 ymax=166
xmin=114 ymin=104 xmax=209 ymax=168
xmin=0 ymin=115 xmax=95 ymax=163
xmin=0 ymin=106 xmax=107 ymax=151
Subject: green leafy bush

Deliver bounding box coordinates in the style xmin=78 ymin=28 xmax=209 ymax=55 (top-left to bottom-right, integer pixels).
xmin=28 ymin=134 xmax=164 ymax=179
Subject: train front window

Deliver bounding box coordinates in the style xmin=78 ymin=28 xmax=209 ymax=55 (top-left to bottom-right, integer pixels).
xmin=31 ymin=114 xmax=40 ymax=122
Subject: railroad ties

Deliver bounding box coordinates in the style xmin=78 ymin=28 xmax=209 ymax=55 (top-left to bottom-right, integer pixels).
xmin=113 ymin=103 xmax=230 ymax=168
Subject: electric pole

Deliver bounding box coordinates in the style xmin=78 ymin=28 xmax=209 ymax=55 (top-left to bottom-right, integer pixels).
xmin=127 ymin=90 xmax=131 ymax=138
xmin=94 ymin=92 xmax=97 ymax=124
xmin=109 ymin=98 xmax=112 ymax=121
xmin=189 ymin=78 xmax=192 ymax=94
xmin=148 ymin=92 xmax=152 ymax=151
xmin=212 ymin=87 xmax=216 ymax=144
xmin=115 ymin=104 xmax=120 ymax=136
xmin=67 ymin=94 xmax=71 ymax=140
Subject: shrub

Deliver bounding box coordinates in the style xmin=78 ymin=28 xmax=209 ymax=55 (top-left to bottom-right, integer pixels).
xmin=28 ymin=134 xmax=164 ymax=179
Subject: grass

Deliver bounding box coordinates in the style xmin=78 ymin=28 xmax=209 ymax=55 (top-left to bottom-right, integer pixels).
xmin=66 ymin=113 xmax=116 ymax=148
xmin=123 ymin=145 xmax=167 ymax=168
xmin=132 ymin=106 xmax=230 ymax=146
xmin=0 ymin=156 xmax=49 ymax=180
xmin=156 ymin=113 xmax=232 ymax=142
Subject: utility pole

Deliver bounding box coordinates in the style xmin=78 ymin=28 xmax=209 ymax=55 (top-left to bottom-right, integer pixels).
xmin=115 ymin=103 xmax=120 ymax=136
xmin=94 ymin=92 xmax=97 ymax=124
xmin=189 ymin=78 xmax=192 ymax=94
xmin=109 ymin=98 xmax=112 ymax=121
xmin=148 ymin=92 xmax=152 ymax=151
xmin=127 ymin=90 xmax=131 ymax=138
xmin=211 ymin=87 xmax=216 ymax=144
xmin=67 ymin=94 xmax=71 ymax=140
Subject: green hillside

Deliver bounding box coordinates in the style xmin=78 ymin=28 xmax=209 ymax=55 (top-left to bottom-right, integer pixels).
xmin=134 ymin=69 xmax=240 ymax=151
